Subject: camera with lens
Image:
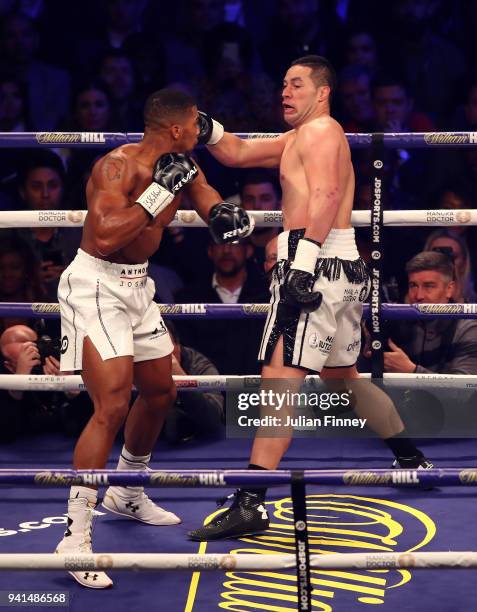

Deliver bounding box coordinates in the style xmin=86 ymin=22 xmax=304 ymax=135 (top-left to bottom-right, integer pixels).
xmin=36 ymin=334 xmax=61 ymax=364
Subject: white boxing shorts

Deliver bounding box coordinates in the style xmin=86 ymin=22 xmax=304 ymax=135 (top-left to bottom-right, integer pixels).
xmin=58 ymin=249 xmax=173 ymax=371
xmin=258 ymin=228 xmax=370 ymax=373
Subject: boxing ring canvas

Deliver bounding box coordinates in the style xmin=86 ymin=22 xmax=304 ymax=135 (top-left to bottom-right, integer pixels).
xmin=1 ymin=130 xmax=477 ymax=610
xmin=1 ymin=433 xmax=476 ymax=612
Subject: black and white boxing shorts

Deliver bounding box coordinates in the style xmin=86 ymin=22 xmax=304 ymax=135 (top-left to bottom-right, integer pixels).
xmin=258 ymin=228 xmax=370 ymax=373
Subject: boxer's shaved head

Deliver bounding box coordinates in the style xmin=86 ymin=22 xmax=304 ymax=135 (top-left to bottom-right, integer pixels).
xmin=144 ymin=89 xmax=197 ymax=131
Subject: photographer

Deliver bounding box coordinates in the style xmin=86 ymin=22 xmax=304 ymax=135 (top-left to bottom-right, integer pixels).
xmin=0 ymin=324 xmax=92 ymax=440
xmin=2 ymin=324 xmax=60 ymax=378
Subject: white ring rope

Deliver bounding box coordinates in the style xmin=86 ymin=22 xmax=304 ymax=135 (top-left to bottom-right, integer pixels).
xmin=0 ymin=373 xmax=474 ymax=392
xmin=0 ymin=552 xmax=476 ymax=571
xmin=0 ymin=209 xmax=475 ymax=228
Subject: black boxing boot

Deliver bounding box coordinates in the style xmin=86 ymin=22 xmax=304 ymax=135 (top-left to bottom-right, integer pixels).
xmin=393 ymin=454 xmax=434 ymax=470
xmin=187 ymin=490 xmax=269 ymax=541
xmin=386 ymin=435 xmax=434 ymax=470
xmin=391 ymin=453 xmax=434 ymax=489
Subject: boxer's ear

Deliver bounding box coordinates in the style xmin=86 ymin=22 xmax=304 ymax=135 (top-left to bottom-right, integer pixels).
xmin=318 ymin=85 xmax=330 ymax=102
xmin=171 ymin=124 xmax=182 ymax=140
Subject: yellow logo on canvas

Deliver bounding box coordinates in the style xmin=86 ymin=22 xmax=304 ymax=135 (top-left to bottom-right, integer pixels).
xmin=188 ymin=494 xmax=435 ymax=611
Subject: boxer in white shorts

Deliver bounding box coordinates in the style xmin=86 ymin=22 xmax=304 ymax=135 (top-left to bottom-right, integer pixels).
xmin=58 ymin=251 xmax=172 ymax=371
xmin=55 ymin=88 xmax=254 ymax=588
xmin=188 ymin=55 xmax=432 ymax=543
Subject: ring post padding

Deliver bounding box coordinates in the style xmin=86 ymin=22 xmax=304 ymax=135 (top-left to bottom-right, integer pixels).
xmin=291 ymin=470 xmax=312 ymax=610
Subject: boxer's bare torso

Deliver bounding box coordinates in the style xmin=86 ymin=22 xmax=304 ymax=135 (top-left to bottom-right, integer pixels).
xmin=81 ymin=143 xmax=216 ymax=264
xmin=279 ymin=116 xmax=354 ymax=232
xmin=81 ymin=144 xmax=180 ymax=264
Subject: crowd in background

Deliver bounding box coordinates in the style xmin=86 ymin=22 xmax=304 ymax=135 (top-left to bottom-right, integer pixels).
xmin=1 ymin=0 xmax=477 ymax=441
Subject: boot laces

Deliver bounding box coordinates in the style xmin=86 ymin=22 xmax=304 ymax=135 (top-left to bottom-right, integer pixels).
xmin=216 ymin=490 xmax=239 ymax=508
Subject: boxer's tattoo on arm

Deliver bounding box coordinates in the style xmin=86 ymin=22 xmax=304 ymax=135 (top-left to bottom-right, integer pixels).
xmin=104 ymin=155 xmax=125 ymax=181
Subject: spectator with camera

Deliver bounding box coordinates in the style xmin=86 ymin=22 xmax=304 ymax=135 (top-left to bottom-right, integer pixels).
xmin=1 ymin=323 xmax=60 ymax=377
xmin=0 ymin=324 xmax=93 ymax=440
xmin=161 ymin=321 xmax=224 ymax=444
xmin=363 ymin=251 xmax=477 ymax=374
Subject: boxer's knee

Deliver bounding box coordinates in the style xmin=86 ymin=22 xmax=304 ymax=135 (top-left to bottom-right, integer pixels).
xmin=140 ymin=376 xmax=176 ymax=410
xmin=93 ymin=392 xmax=130 ymax=433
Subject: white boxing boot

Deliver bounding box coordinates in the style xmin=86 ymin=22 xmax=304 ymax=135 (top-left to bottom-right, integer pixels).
xmin=102 ymin=447 xmax=180 ymax=526
xmin=56 ymin=490 xmax=113 ymax=589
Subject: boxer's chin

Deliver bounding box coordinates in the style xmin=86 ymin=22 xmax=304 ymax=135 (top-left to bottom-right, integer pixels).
xmin=283 ymin=114 xmax=297 ymax=127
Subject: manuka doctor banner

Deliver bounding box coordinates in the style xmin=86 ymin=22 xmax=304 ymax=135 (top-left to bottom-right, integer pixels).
xmin=225 ymin=377 xmax=477 ymax=438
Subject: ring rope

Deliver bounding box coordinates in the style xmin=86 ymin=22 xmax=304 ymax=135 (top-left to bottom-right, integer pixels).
xmin=0 ymin=208 xmax=475 ymax=228
xmin=0 ymin=372 xmax=473 ymax=393
xmin=0 ymin=551 xmax=476 ymax=571
xmin=4 ymin=302 xmax=477 ymax=319
xmin=1 ymin=467 xmax=476 ymax=488
xmin=0 ymin=131 xmax=476 ymax=149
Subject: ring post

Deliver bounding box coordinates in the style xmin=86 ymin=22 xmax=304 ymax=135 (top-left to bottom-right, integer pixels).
xmin=291 ymin=470 xmax=312 ymax=611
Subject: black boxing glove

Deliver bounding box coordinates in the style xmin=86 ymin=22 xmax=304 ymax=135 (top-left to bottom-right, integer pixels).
xmin=283 ymin=238 xmax=323 ymax=312
xmin=197 ymin=111 xmax=224 ymax=145
xmin=136 ymin=153 xmax=198 ymax=218
xmin=208 ymin=202 xmax=255 ymax=244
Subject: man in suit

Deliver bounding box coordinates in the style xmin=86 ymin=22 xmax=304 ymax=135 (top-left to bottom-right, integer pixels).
xmin=175 ymin=239 xmax=269 ymax=375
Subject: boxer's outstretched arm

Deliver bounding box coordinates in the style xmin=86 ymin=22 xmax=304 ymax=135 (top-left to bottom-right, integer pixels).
xmin=87 ymin=154 xmax=150 ymax=256
xmin=207 ymin=131 xmax=291 ymax=168
xmin=186 ymin=164 xmax=254 ymax=243
xmin=298 ymin=122 xmax=342 ymax=245
xmin=185 ymin=163 xmax=223 ymax=221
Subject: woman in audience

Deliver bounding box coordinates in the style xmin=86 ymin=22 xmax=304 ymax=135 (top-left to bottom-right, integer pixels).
xmin=424 ymin=230 xmax=477 ymax=303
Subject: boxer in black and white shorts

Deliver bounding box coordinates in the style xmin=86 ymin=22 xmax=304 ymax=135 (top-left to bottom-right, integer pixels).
xmin=188 ymin=55 xmax=432 ymax=543
xmin=259 ymin=228 xmax=369 ymax=372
